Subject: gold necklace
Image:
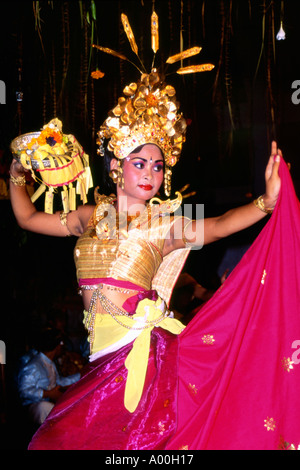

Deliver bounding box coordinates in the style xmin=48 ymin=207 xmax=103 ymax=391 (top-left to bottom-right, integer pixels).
xmin=92 ymin=199 xmax=151 ymax=242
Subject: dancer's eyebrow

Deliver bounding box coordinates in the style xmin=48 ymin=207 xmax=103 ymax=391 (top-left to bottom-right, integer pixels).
xmin=130 ymin=157 xmax=163 ymax=163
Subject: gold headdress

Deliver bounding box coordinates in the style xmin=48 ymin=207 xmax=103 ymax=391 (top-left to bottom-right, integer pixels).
xmin=10 ymin=118 xmax=93 ymax=214
xmin=94 ymin=12 xmax=214 ymax=196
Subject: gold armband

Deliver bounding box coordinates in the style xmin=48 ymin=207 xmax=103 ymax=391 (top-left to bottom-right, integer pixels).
xmin=253 ymin=195 xmax=273 ymax=214
xmin=10 ymin=173 xmax=26 ymax=186
xmin=182 ymin=220 xmax=196 ymax=246
xmin=59 ymin=211 xmax=72 ymax=236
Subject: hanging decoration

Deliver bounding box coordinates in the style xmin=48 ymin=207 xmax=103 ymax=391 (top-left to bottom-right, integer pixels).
xmin=276 ymin=22 xmax=286 ymax=41
xmin=93 ymin=11 xmax=214 ymax=77
xmin=10 ymin=118 xmax=93 ymax=214
xmin=276 ymin=1 xmax=286 ymax=40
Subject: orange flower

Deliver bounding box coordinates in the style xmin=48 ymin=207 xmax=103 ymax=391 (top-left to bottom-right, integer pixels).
xmin=145 ymin=92 xmax=158 ymax=107
xmin=91 ymin=69 xmax=105 ymax=79
xmin=27 ymin=127 xmax=62 ymax=149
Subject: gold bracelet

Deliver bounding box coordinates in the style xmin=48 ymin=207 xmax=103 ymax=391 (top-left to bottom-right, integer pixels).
xmin=253 ymin=195 xmax=273 ymax=214
xmin=59 ymin=211 xmax=72 ymax=236
xmin=182 ymin=219 xmax=196 ymax=246
xmin=10 ymin=173 xmax=26 ymax=186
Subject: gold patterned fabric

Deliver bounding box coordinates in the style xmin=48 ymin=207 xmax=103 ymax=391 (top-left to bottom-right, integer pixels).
xmin=74 ymin=195 xmax=191 ymax=305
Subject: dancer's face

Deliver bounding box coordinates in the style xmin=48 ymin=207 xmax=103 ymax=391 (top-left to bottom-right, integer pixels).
xmin=111 ymin=144 xmax=164 ymax=204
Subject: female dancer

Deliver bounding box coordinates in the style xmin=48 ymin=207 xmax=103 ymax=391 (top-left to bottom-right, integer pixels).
xmin=9 ymin=14 xmax=299 ymax=447
xmin=9 ymin=81 xmax=283 ymax=449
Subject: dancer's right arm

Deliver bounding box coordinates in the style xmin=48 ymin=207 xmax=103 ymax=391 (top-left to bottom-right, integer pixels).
xmin=9 ymin=159 xmax=93 ymax=237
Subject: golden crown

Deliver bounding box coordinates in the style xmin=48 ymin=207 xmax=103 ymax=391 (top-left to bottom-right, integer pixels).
xmin=94 ymin=12 xmax=214 ymax=195
xmin=98 ymin=70 xmax=187 ymax=168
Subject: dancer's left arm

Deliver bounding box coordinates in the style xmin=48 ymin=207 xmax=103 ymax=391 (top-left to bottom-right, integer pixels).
xmin=166 ymin=141 xmax=281 ymax=251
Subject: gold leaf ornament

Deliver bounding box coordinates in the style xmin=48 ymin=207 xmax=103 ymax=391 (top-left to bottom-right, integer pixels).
xmin=92 ymin=44 xmax=128 ymax=62
xmin=166 ymin=46 xmax=202 ymax=64
xmin=123 ymin=83 xmax=138 ymax=96
xmin=121 ymin=14 xmax=138 ymax=56
xmin=151 ymin=11 xmax=159 ymax=53
xmin=177 ymin=64 xmax=215 ymax=75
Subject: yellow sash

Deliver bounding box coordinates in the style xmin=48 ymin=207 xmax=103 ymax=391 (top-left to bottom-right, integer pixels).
xmin=84 ymin=297 xmax=185 ymax=413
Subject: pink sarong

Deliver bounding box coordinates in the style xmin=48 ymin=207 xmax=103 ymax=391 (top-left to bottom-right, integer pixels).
xmin=168 ymin=157 xmax=300 ymax=450
xmin=29 ymin=158 xmax=300 ymax=450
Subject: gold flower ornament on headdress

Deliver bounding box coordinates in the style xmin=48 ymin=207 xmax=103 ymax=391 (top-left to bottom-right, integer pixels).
xmin=94 ymin=12 xmax=214 ymax=196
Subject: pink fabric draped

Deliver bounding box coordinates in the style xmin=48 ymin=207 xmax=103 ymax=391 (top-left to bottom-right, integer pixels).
xmin=29 ymin=157 xmax=300 ymax=450
xmin=28 ymin=329 xmax=179 ymax=450
xmin=167 ymin=158 xmax=300 ymax=450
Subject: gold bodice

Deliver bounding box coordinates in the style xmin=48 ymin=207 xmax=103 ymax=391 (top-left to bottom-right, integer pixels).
xmin=74 ymin=194 xmax=191 ymax=305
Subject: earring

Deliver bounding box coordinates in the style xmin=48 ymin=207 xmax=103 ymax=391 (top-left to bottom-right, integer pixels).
xmin=109 ymin=162 xmax=124 ymax=189
xmin=117 ymin=166 xmax=124 ymax=189
xmin=164 ymin=166 xmax=172 ymax=197
xmin=109 ymin=169 xmax=119 ymax=184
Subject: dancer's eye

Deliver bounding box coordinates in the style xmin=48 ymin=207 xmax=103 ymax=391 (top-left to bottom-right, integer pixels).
xmin=153 ymin=164 xmax=163 ymax=172
xmin=133 ymin=161 xmax=144 ymax=170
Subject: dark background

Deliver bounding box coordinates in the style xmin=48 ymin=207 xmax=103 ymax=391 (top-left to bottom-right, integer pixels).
xmin=1 ymin=0 xmax=300 ymax=448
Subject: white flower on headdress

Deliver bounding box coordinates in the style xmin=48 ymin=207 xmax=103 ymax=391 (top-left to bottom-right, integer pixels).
xmin=276 ymin=22 xmax=286 ymax=41
xmin=106 ymin=117 xmax=120 ymax=130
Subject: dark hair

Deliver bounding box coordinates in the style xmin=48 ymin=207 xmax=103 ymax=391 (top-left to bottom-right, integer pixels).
xmin=102 ymin=144 xmax=117 ymax=194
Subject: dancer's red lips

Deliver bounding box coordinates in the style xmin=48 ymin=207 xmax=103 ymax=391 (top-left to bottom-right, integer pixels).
xmin=138 ymin=184 xmax=153 ymax=191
